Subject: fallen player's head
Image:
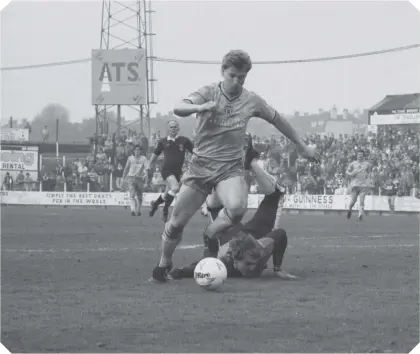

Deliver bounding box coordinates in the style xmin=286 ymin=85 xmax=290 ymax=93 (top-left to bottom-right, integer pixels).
xmin=228 ymin=231 xmax=274 ymax=278
xmin=221 ymin=50 xmax=252 ymax=94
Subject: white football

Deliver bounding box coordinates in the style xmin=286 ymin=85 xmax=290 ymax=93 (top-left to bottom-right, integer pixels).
xmin=194 ymin=257 xmax=227 ymax=291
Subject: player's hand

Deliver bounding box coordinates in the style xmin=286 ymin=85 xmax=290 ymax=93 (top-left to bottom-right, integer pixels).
xmin=299 ymin=146 xmax=321 ymax=163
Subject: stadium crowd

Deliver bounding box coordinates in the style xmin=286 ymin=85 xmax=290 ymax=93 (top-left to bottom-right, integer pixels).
xmin=3 ymin=125 xmax=419 ymax=197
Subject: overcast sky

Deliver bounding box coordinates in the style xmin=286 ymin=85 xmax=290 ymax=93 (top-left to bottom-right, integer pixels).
xmin=1 ymin=0 xmax=420 ymax=123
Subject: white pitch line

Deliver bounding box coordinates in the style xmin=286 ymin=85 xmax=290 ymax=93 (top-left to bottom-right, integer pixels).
xmin=296 ymin=235 xmax=416 ymax=240
xmin=1 ymin=243 xmax=417 ymax=254
xmin=318 ymin=244 xmax=416 ymax=248
xmin=1 ymin=245 xmax=202 ymax=253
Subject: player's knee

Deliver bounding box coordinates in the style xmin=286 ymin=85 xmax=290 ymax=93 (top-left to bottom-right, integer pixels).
xmin=225 ymin=206 xmax=246 ymax=224
xmin=271 ymin=229 xmax=287 ymax=245
xmin=163 ymin=223 xmax=184 ymax=242
xmin=169 ymin=184 xmax=180 ymax=195
xmin=170 ymin=207 xmax=191 ymax=226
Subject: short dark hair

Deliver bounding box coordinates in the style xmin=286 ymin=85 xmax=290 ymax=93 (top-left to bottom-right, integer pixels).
xmin=222 ymin=50 xmax=252 ymax=72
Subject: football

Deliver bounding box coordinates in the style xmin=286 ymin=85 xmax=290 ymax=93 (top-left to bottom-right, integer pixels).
xmin=194 ymin=257 xmax=227 ymax=291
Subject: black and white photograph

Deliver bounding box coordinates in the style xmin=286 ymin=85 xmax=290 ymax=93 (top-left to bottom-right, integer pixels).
xmin=1 ymin=0 xmax=419 ymax=352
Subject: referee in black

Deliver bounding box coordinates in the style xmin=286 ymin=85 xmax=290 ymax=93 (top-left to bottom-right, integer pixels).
xmin=147 ymin=120 xmax=194 ymax=222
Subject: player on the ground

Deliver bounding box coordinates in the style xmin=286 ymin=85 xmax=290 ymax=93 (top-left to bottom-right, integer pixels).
xmin=346 ymin=149 xmax=372 ymax=220
xmin=169 ymin=156 xmax=296 ymax=280
xmin=147 ymin=121 xmax=194 ymax=222
xmin=122 ymin=144 xmax=149 ymax=216
xmin=152 ymin=49 xmax=319 ymax=282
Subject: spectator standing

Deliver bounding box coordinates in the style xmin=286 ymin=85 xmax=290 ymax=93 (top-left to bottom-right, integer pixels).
xmin=24 ymin=173 xmax=34 ymax=191
xmin=15 ymin=171 xmax=25 ymax=190
xmin=3 ymin=173 xmax=14 ymax=190
xmin=115 ymin=163 xmax=124 ymax=190
xmin=42 ymin=126 xmax=49 ymax=142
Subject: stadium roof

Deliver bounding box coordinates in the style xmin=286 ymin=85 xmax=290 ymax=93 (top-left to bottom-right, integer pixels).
xmin=369 ymin=93 xmax=420 ymax=113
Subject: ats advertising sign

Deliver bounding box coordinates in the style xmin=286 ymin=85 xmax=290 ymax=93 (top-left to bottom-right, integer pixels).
xmin=91 ymin=49 xmax=147 ymax=105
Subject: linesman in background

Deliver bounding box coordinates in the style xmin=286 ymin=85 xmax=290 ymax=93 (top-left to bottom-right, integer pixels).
xmin=147 ymin=121 xmax=194 ymax=222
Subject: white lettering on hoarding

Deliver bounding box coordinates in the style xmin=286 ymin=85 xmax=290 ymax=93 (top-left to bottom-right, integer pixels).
xmin=0 ymin=192 xmax=419 ymax=212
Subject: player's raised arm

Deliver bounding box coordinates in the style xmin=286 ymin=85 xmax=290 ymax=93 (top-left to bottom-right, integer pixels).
xmin=174 ymin=86 xmax=216 ymax=117
xmin=254 ymin=95 xmax=320 ymax=161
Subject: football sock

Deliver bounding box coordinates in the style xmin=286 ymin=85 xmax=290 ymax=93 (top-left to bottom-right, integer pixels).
xmin=155 ymin=195 xmax=164 ymax=205
xmin=159 ymin=224 xmax=182 ymax=268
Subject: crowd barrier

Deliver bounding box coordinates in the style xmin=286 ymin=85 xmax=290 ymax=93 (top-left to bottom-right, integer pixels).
xmin=1 ymin=191 xmax=420 ymax=213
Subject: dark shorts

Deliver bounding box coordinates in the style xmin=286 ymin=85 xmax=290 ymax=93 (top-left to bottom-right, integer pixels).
xmin=181 ymin=155 xmax=244 ymax=194
xmin=161 ymin=169 xmax=181 ymax=182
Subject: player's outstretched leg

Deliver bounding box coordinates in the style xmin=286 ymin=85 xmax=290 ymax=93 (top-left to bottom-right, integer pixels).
xmin=201 ymin=190 xmax=224 ymax=251
xmin=203 ymin=176 xmax=248 ymax=258
xmin=347 ymin=188 xmax=359 ymax=219
xmin=205 ymin=189 xmax=224 ymax=222
xmin=151 ymin=184 xmax=207 ymax=282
